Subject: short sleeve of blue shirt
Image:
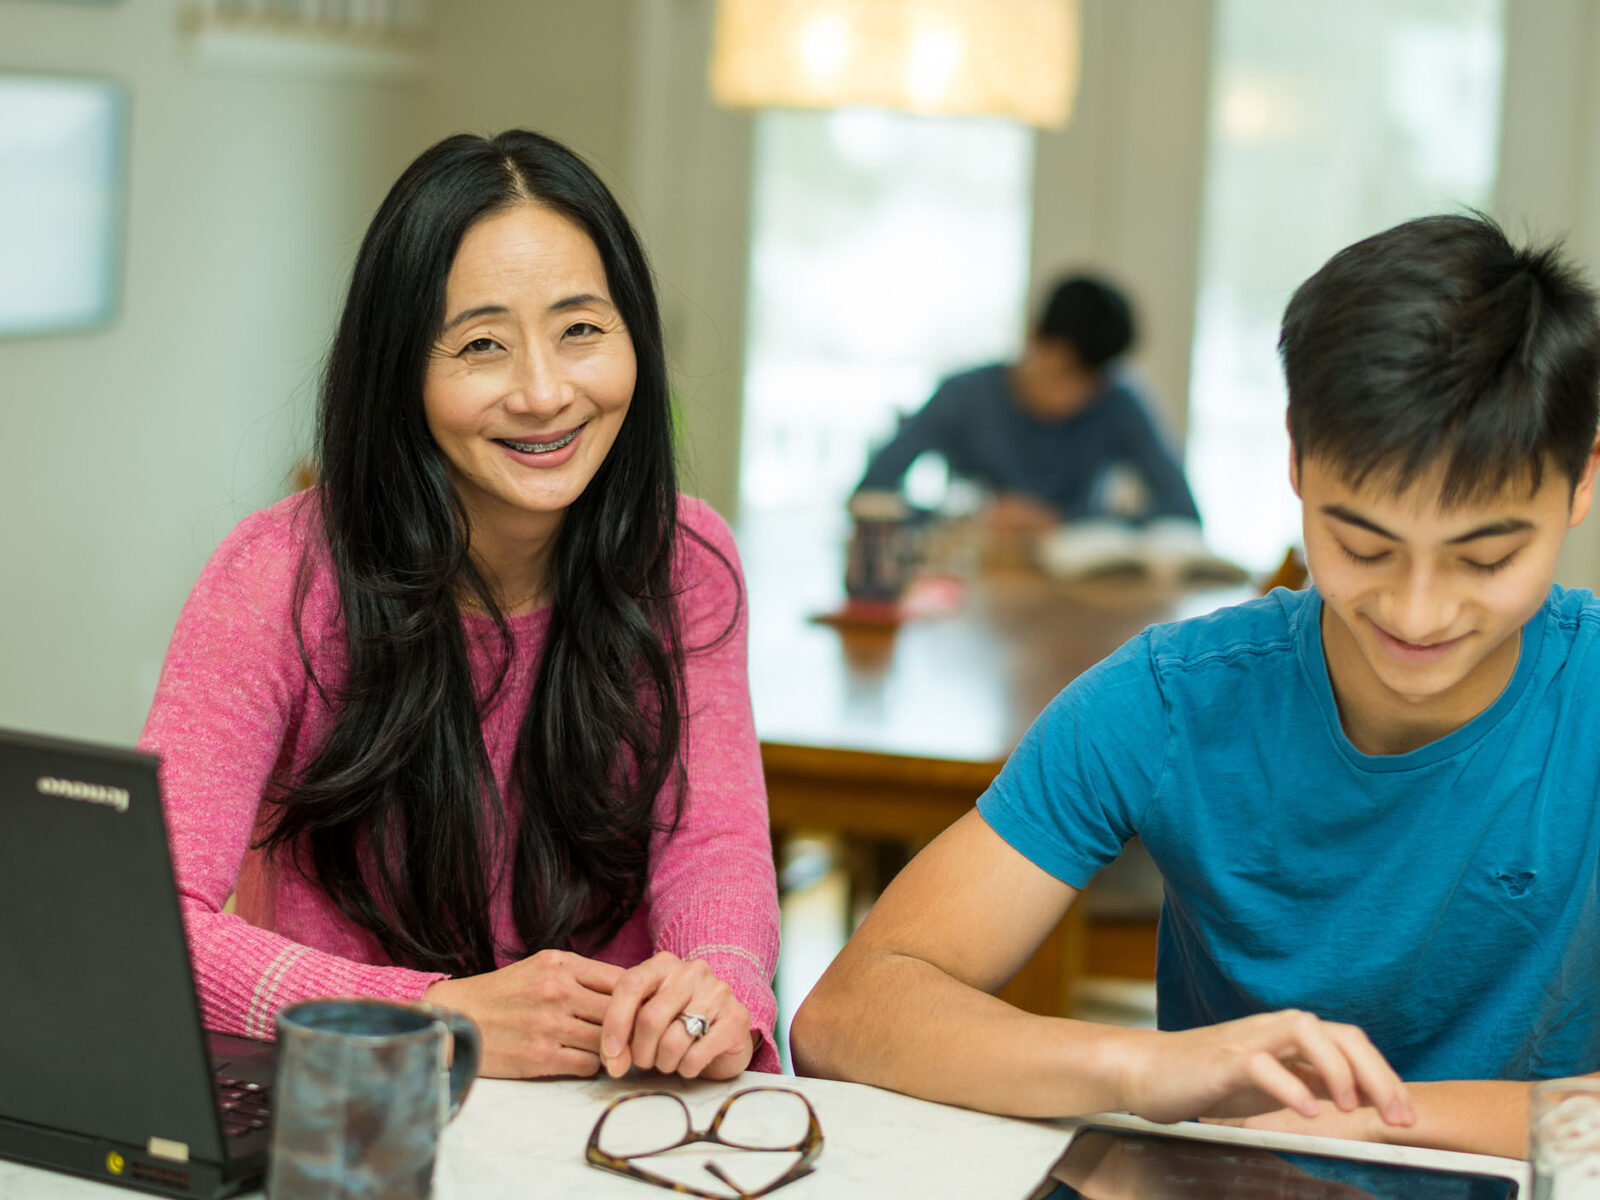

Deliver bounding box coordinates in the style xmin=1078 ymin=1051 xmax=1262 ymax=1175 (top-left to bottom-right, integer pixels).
xmin=978 ymin=631 xmax=1169 ymax=889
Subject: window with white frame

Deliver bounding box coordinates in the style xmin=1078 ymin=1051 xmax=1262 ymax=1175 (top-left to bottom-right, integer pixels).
xmin=1187 ymin=0 xmax=1506 ymax=571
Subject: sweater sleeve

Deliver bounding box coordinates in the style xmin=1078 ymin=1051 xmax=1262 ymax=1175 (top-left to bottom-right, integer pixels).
xmin=644 ymin=499 xmax=782 ymax=1072
xmin=139 ymin=499 xmax=445 ymax=1040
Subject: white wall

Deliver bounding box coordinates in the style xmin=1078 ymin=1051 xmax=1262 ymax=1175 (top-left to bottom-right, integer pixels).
xmin=399 ymin=0 xmax=754 ymax=517
xmin=1496 ymin=0 xmax=1600 ymax=588
xmin=401 ymin=0 xmax=634 ymax=176
xmin=0 ymin=0 xmax=411 ymax=742
xmin=625 ymin=0 xmax=755 ymax=517
xmin=1029 ymin=0 xmax=1216 ymax=445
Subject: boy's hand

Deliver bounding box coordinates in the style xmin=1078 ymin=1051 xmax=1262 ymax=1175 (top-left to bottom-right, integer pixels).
xmin=984 ymin=492 xmax=1061 ymax=535
xmin=1202 ymin=1100 xmax=1387 ymax=1143
xmin=1113 ymin=1009 xmax=1416 ymax=1128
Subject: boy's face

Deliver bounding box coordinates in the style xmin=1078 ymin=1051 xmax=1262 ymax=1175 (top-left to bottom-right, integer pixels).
xmin=1292 ymin=447 xmax=1598 ymax=739
xmin=1012 ymin=338 xmax=1101 ymax=421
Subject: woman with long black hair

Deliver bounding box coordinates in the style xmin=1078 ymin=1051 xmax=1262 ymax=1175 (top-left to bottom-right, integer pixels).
xmin=141 ymin=130 xmax=780 ymax=1078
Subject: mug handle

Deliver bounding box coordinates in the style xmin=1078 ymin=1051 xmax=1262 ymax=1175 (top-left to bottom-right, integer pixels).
xmin=419 ymin=1005 xmax=482 ymax=1121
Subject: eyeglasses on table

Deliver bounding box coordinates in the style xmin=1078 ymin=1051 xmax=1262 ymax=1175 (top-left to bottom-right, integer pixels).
xmin=585 ymin=1086 xmax=824 ymax=1200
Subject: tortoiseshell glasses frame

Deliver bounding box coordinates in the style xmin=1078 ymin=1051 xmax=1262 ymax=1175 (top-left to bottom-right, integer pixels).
xmin=585 ymin=1086 xmax=824 ymax=1200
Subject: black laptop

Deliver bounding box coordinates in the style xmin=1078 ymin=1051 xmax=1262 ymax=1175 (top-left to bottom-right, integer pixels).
xmin=0 ymin=727 xmax=274 ymax=1197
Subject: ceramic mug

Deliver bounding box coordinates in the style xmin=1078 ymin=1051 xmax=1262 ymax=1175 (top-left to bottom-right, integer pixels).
xmin=845 ymin=490 xmax=919 ymax=603
xmin=268 ymin=999 xmax=481 ymax=1200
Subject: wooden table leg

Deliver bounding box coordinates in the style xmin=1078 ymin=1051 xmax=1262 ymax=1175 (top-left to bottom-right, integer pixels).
xmin=766 ymin=747 xmax=1091 ymax=1022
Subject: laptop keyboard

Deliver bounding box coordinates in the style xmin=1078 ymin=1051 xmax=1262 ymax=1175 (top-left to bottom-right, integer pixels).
xmin=214 ymin=1073 xmax=272 ymax=1138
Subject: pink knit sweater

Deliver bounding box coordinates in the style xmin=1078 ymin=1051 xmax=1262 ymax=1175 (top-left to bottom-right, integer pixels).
xmin=140 ymin=491 xmax=780 ymax=1073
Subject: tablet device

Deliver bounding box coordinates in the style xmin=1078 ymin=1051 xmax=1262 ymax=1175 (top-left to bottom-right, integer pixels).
xmin=1030 ymin=1123 xmax=1520 ymax=1199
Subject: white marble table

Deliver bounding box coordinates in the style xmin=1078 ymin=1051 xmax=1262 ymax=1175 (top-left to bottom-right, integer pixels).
xmin=0 ymin=1070 xmax=1532 ymax=1199
xmin=436 ymin=1073 xmax=1072 ymax=1198
xmin=0 ymin=1072 xmax=1068 ymax=1200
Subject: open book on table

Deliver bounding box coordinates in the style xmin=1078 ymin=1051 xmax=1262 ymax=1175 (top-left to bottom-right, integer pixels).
xmin=1036 ymin=518 xmax=1251 ymax=585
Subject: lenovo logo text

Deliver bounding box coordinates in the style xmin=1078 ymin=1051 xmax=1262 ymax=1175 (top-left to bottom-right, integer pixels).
xmin=35 ymin=775 xmax=130 ymax=813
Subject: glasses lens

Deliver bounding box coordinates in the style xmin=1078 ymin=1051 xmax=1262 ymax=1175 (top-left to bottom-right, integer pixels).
xmin=717 ymin=1090 xmax=813 ymax=1151
xmin=596 ymin=1094 xmax=690 ymax=1158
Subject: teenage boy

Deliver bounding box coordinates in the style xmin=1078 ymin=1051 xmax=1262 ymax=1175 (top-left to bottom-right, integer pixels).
xmin=853 ymin=274 xmax=1200 ymax=533
xmin=792 ymin=214 xmax=1600 ymax=1160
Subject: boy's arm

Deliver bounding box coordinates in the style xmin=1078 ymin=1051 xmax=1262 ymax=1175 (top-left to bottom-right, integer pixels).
xmin=1107 ymin=390 xmax=1201 ymax=521
xmin=1222 ymin=1076 xmax=1570 ymax=1159
xmin=790 ymin=809 xmax=1415 ymax=1126
xmin=855 ymin=381 xmax=963 ymax=495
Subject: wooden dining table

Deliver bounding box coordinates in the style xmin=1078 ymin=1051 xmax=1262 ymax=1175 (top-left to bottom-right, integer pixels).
xmin=739 ymin=508 xmax=1249 ymax=1018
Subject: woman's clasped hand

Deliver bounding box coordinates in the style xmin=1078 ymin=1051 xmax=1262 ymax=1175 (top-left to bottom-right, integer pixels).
xmin=600 ymin=951 xmax=755 ymax=1081
xmin=425 ymin=950 xmax=754 ymax=1082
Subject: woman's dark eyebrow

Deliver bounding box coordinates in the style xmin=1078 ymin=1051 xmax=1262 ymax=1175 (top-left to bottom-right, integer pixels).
xmin=1321 ymin=504 xmax=1534 ymax=543
xmin=549 ymin=293 xmax=613 ymax=313
xmin=440 ymin=304 xmax=508 ymax=334
xmin=440 ymin=295 xmax=612 ymax=335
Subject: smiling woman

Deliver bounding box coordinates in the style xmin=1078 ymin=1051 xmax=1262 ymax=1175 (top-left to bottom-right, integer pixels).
xmin=138 ymin=130 xmax=781 ymax=1081
xmin=422 ymin=204 xmax=639 ymax=613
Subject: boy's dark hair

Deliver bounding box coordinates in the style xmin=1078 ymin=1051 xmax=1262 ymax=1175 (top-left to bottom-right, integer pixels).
xmin=1037 ymin=274 xmax=1136 ymax=369
xmin=1282 ymin=213 xmax=1600 ymax=504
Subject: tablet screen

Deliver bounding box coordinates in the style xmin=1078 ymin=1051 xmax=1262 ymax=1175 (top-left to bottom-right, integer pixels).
xmin=1032 ymin=1126 xmax=1518 ymax=1199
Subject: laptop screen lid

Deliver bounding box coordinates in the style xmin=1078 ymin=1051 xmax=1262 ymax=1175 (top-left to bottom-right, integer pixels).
xmin=0 ymin=727 xmax=229 ymax=1168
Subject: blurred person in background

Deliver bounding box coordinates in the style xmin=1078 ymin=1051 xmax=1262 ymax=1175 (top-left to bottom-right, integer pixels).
xmin=852 ymin=274 xmax=1200 ymax=539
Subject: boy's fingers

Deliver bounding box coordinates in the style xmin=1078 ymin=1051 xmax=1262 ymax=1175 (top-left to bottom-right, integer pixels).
xmin=1242 ymin=1050 xmax=1320 ymax=1119
xmin=1329 ymin=1025 xmax=1414 ymax=1124
xmin=1281 ymin=1018 xmax=1358 ymax=1110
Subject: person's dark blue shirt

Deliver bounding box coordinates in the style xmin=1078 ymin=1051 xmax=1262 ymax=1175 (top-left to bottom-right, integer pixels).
xmin=855 ymin=363 xmax=1200 ymax=522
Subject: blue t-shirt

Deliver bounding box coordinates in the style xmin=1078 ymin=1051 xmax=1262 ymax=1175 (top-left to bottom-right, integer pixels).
xmin=978 ymin=585 xmax=1600 ymax=1082
xmin=855 ymin=363 xmax=1200 ymax=522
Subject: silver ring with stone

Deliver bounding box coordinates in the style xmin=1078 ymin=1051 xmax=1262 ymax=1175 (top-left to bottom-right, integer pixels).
xmin=678 ymin=1012 xmax=709 ymax=1039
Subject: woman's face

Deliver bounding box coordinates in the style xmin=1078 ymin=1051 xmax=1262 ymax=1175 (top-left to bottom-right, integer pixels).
xmin=423 ymin=202 xmax=636 ymax=545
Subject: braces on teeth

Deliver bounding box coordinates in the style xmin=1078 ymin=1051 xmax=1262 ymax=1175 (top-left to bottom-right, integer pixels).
xmin=501 ymin=429 xmax=578 ymax=453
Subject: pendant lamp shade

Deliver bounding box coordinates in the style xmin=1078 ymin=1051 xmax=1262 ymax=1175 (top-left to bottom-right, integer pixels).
xmin=709 ymin=0 xmax=1079 ymax=128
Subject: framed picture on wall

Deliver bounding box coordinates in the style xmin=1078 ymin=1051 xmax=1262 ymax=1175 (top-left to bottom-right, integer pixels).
xmin=0 ymin=74 xmax=128 ymax=338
